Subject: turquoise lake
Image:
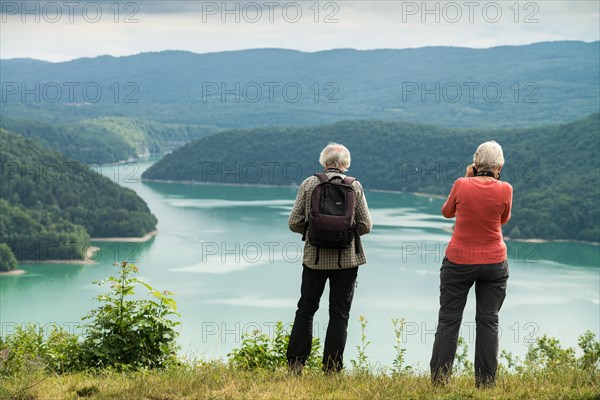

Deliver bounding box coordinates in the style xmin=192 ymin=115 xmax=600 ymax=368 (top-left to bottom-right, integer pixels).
xmin=1 ymin=160 xmax=598 ymax=370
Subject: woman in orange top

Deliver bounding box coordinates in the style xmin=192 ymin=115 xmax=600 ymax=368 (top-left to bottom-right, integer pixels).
xmin=430 ymin=140 xmax=513 ymax=388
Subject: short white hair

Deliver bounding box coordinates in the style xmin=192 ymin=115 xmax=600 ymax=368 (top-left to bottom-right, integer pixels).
xmin=473 ymin=140 xmax=505 ymax=172
xmin=319 ymin=142 xmax=351 ymax=172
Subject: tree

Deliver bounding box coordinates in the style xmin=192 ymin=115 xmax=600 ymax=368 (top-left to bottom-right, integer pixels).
xmin=0 ymin=243 xmax=18 ymax=272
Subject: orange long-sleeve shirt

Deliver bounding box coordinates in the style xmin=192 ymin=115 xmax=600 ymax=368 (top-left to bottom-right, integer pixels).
xmin=442 ymin=177 xmax=513 ymax=265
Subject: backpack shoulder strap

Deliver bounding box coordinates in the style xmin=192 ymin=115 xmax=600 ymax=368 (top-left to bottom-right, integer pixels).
xmin=314 ymin=173 xmax=329 ymax=183
xmin=315 ymin=173 xmax=354 ymax=184
xmin=343 ymin=176 xmax=357 ymax=185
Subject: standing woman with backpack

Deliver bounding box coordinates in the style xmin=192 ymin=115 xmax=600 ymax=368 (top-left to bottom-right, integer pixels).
xmin=286 ymin=142 xmax=373 ymax=373
xmin=430 ymin=140 xmax=513 ymax=388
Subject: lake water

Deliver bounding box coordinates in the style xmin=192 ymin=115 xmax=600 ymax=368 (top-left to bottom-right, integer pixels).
xmin=1 ymin=160 xmax=599 ymax=370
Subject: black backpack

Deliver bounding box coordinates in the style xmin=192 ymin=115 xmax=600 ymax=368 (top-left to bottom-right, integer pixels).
xmin=302 ymin=173 xmax=362 ymax=265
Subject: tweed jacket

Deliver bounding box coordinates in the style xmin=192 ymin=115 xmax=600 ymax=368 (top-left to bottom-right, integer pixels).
xmin=288 ymin=170 xmax=372 ymax=270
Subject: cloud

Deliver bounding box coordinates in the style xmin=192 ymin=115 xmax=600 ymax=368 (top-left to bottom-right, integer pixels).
xmin=1 ymin=1 xmax=598 ymax=61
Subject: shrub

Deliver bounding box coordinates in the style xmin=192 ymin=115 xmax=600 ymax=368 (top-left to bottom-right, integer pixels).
xmin=502 ymin=331 xmax=599 ymax=373
xmin=81 ymin=262 xmax=180 ymax=370
xmin=0 ymin=323 xmax=82 ymax=376
xmin=578 ymin=330 xmax=600 ymax=370
xmin=228 ymin=321 xmax=321 ymax=371
xmin=525 ymin=334 xmax=577 ymax=369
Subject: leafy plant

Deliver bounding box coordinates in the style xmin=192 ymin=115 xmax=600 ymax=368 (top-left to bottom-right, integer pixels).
xmin=0 ymin=323 xmax=82 ymax=376
xmin=351 ymin=315 xmax=371 ymax=373
xmin=578 ymin=330 xmax=600 ymax=370
xmin=228 ymin=321 xmax=321 ymax=371
xmin=500 ymin=349 xmax=524 ymax=374
xmin=454 ymin=336 xmax=473 ymax=375
xmin=501 ymin=331 xmax=598 ymax=373
xmin=391 ymin=318 xmax=411 ymax=375
xmin=81 ymin=262 xmax=180 ymax=370
xmin=525 ymin=334 xmax=577 ymax=370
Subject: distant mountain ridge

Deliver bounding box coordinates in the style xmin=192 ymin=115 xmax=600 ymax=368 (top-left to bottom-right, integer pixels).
xmin=142 ymin=112 xmax=600 ymax=242
xmin=1 ymin=41 xmax=598 ymax=128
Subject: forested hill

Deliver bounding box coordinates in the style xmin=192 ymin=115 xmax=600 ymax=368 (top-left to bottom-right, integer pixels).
xmin=0 ymin=117 xmax=219 ymax=164
xmin=0 ymin=129 xmax=158 ymax=262
xmin=142 ymin=113 xmax=600 ymax=243
xmin=1 ymin=41 xmax=598 ymax=128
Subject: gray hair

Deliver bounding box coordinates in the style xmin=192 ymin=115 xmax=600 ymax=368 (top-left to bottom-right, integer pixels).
xmin=319 ymin=142 xmax=351 ymax=172
xmin=473 ymin=140 xmax=505 ymax=172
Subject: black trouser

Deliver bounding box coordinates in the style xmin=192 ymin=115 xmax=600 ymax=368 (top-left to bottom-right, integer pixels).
xmin=430 ymin=257 xmax=509 ymax=387
xmin=287 ymin=264 xmax=358 ymax=372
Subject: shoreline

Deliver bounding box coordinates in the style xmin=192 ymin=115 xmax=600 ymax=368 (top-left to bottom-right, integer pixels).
xmin=369 ymin=189 xmax=445 ymax=200
xmin=143 ymin=178 xmax=299 ymax=189
xmin=412 ymin=192 xmax=447 ymax=200
xmin=12 ymin=230 xmax=159 ymax=266
xmin=17 ymin=246 xmax=100 ymax=266
xmin=0 ymin=269 xmax=26 ymax=276
xmin=91 ymin=230 xmax=158 ymax=243
xmin=506 ymin=237 xmax=600 ymax=246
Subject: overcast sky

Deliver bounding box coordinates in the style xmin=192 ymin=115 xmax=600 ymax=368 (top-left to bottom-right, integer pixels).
xmin=1 ymin=1 xmax=599 ymax=61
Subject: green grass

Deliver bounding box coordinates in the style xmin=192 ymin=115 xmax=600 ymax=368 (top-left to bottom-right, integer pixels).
xmin=2 ymin=363 xmax=598 ymax=400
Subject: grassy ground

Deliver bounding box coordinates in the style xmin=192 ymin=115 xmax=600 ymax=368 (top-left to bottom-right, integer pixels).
xmin=2 ymin=363 xmax=599 ymax=400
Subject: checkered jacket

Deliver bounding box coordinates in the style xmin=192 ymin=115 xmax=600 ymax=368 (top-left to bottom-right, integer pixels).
xmin=288 ymin=171 xmax=372 ymax=270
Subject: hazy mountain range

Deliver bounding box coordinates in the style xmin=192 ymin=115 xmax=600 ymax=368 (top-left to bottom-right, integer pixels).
xmin=1 ymin=41 xmax=598 ymax=128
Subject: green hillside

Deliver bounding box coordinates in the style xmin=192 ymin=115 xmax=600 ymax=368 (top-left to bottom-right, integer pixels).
xmin=142 ymin=113 xmax=600 ymax=242
xmin=1 ymin=41 xmax=598 ymax=128
xmin=0 ymin=129 xmax=158 ymax=262
xmin=0 ymin=117 xmax=219 ymax=164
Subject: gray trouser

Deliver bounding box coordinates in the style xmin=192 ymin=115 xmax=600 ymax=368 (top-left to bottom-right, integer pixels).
xmin=430 ymin=257 xmax=509 ymax=387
